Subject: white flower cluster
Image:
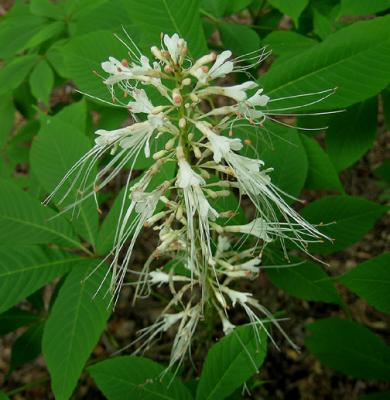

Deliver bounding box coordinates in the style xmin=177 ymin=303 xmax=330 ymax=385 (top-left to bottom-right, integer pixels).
xmin=46 ymin=32 xmax=334 ymax=368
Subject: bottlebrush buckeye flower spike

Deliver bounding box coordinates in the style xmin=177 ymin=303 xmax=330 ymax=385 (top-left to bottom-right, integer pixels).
xmin=44 ymin=31 xmax=338 ymax=370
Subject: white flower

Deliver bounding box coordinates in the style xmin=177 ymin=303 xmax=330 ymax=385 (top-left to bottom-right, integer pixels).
xmin=198 ymin=81 xmax=257 ymax=102
xmin=221 ymin=316 xmax=236 ymax=335
xmin=225 ymin=218 xmax=272 ymax=243
xmin=217 ymin=236 xmax=231 ymax=253
xmin=177 ymin=158 xmax=205 ymax=188
xmin=117 ymin=119 xmax=162 ymax=157
xmin=222 ymin=287 xmax=252 ymax=306
xmin=209 ymin=50 xmax=234 ymax=79
xmin=195 ymin=121 xmax=242 ymax=163
xmin=191 ymin=50 xmax=233 ymax=84
xmin=239 ymin=258 xmax=261 ymax=272
xmin=95 ymin=125 xmax=132 ymax=146
xmin=176 ymin=151 xmax=218 ymax=280
xmin=149 ymin=270 xmax=170 ymax=284
xmin=127 ymin=89 xmax=154 ymax=113
xmin=246 ymin=88 xmax=270 ymax=107
xmin=163 ymin=33 xmax=186 ymax=64
xmin=109 ymin=182 xmax=170 ymax=300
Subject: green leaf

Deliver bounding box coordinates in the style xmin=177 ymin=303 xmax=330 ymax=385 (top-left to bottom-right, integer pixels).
xmin=196 ymin=324 xmax=267 ymax=400
xmin=89 ymin=356 xmax=193 ymax=400
xmin=8 ymin=321 xmax=44 ymax=374
xmin=225 ymin=0 xmax=254 ymax=14
xmin=325 ymin=98 xmax=378 ymax=171
xmin=0 ymin=246 xmax=82 ymax=313
xmin=339 ymin=253 xmax=390 ymax=314
xmin=374 ymin=159 xmax=390 ymax=184
xmin=0 ymin=55 xmax=38 ymax=96
xmin=61 ymin=30 xmax=129 ymax=101
xmin=30 ymin=101 xmax=99 ymax=247
xmin=0 ymin=308 xmax=39 ymax=336
xmin=301 ymin=134 xmax=343 ymax=192
xmin=43 ymin=262 xmax=112 ymax=400
xmin=0 ymin=179 xmax=81 ymax=248
xmin=262 ymin=31 xmax=317 ymax=59
xmin=201 ymin=0 xmax=227 ymax=17
xmin=261 ymin=16 xmax=390 ymax=110
xmin=312 ymin=8 xmax=333 ymax=40
xmin=266 ymin=256 xmax=341 ymax=304
xmin=305 ymin=318 xmax=390 ymax=380
xmin=0 ymin=93 xmax=15 ymax=148
xmin=25 ymin=21 xmax=65 ymax=49
xmin=267 ymin=0 xmax=309 ymax=26
xmin=338 ymin=0 xmax=390 ymax=17
xmin=74 ymin=0 xmax=135 ymax=35
xmin=259 ymin=125 xmax=308 ymax=198
xmin=300 ymin=196 xmax=387 ymax=254
xmin=0 ymin=391 xmax=10 ymax=400
xmin=359 ymin=393 xmax=390 ymax=400
xmin=382 ymin=88 xmax=390 ymax=131
xmin=122 ymin=0 xmax=207 ymax=58
xmin=219 ymin=23 xmax=260 ymax=56
xmin=0 ymin=14 xmax=45 ymax=59
xmin=29 ymin=59 xmax=54 ymax=105
xmin=237 ymin=123 xmax=308 ymax=198
xmin=30 ymin=0 xmax=65 ymax=19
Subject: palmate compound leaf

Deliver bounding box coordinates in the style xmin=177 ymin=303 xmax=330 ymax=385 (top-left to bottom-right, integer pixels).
xmin=0 ymin=246 xmax=84 ymax=314
xmin=30 ymin=101 xmax=99 ymax=248
xmin=260 ymin=15 xmax=390 ymax=110
xmin=0 ymin=179 xmax=82 ymax=249
xmin=300 ymin=195 xmax=387 ymax=254
xmin=196 ymin=324 xmax=267 ymax=400
xmin=88 ymin=356 xmax=192 ymax=400
xmin=305 ymin=318 xmax=390 ymax=381
xmin=43 ymin=261 xmax=112 ymax=400
xmin=339 ymin=253 xmax=390 ymax=314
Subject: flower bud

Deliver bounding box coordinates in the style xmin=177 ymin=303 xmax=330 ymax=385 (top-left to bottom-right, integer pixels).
xmin=151 ymin=46 xmax=165 ymax=61
xmin=192 ymin=145 xmax=202 ymax=159
xmin=189 ymin=93 xmax=199 ymax=103
xmin=165 ymin=137 xmax=176 ymax=150
xmin=182 ymin=78 xmax=191 ymax=86
xmin=153 ymin=149 xmax=167 ymax=160
xmin=179 ymin=117 xmax=186 ymax=129
xmin=172 ymin=88 xmax=182 ymax=105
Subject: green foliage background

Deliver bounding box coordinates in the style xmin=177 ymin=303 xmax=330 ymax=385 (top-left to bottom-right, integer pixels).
xmin=0 ymin=0 xmax=389 ymax=399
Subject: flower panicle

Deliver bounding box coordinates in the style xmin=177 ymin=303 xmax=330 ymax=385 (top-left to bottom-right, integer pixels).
xmin=44 ymin=31 xmax=338 ymax=369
